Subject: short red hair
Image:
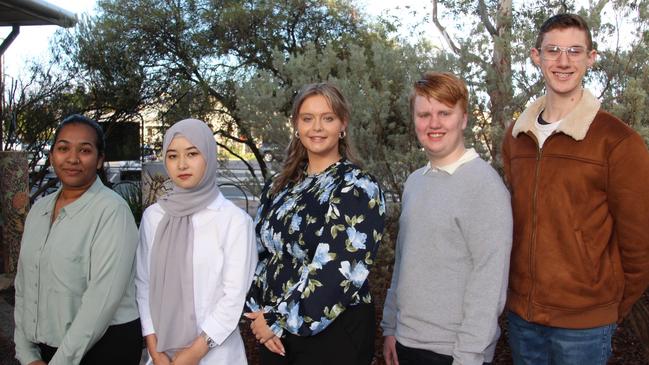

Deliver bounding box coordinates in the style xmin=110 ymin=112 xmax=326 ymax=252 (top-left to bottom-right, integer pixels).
xmin=410 ymin=72 xmax=469 ymax=114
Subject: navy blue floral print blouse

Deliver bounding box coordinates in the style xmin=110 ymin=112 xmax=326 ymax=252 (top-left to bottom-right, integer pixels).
xmin=246 ymin=159 xmax=386 ymax=337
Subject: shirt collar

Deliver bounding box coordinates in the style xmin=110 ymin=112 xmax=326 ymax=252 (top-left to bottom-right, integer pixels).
xmin=511 ymin=89 xmax=600 ymax=141
xmin=39 ymin=177 xmax=104 ymax=218
xmin=205 ymin=192 xmax=226 ymax=211
xmin=422 ymin=148 xmax=479 ymax=175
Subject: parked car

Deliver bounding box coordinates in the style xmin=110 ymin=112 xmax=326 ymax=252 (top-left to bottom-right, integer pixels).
xmin=142 ymin=144 xmax=158 ymax=161
xmin=106 ymin=160 xmax=142 ymax=184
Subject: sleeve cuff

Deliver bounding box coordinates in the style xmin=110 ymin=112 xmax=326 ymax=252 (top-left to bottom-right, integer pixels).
xmin=15 ymin=348 xmax=41 ymax=365
xmin=200 ymin=319 xmax=234 ymax=346
xmin=140 ymin=314 xmax=155 ymax=336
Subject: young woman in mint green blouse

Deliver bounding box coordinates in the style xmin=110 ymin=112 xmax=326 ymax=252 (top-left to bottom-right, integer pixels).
xmin=13 ymin=115 xmax=142 ymax=365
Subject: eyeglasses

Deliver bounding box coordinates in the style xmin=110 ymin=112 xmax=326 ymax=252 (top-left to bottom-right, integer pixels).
xmin=539 ymin=45 xmax=588 ymax=61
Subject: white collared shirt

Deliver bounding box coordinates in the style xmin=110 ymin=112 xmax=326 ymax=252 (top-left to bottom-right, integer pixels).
xmin=422 ymin=148 xmax=480 ymax=175
xmin=136 ymin=194 xmax=257 ymax=364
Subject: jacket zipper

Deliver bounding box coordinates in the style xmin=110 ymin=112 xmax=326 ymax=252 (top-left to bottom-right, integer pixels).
xmin=528 ymin=134 xmax=542 ymax=320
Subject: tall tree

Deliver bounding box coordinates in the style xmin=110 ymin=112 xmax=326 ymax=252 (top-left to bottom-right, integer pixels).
xmin=430 ymin=0 xmax=649 ymax=167
xmin=235 ymin=36 xmax=441 ymax=198
xmin=57 ymin=0 xmax=370 ymax=183
xmin=1 ymin=60 xmax=90 ymax=201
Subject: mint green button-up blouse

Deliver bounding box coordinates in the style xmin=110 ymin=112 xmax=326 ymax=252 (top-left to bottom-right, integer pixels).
xmin=13 ymin=178 xmax=140 ymax=365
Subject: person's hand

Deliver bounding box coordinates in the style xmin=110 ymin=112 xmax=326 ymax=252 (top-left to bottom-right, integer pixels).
xmin=244 ymin=311 xmax=285 ymax=356
xmin=263 ymin=336 xmax=285 ymax=357
xmin=145 ymin=334 xmax=171 ymax=365
xmin=383 ymin=335 xmax=400 ymax=365
xmin=245 ymin=311 xmax=276 ymax=343
xmin=171 ymin=335 xmax=209 ymax=365
xmin=27 ymin=361 xmax=47 ymax=365
xmin=151 ymin=352 xmax=171 ymax=365
xmin=170 ymin=348 xmax=201 ymax=365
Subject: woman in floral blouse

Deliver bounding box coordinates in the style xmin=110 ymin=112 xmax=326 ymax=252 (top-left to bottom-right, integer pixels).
xmin=244 ymin=82 xmax=386 ymax=365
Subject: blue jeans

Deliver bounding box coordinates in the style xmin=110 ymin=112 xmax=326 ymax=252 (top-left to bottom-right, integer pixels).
xmin=507 ymin=311 xmax=616 ymax=365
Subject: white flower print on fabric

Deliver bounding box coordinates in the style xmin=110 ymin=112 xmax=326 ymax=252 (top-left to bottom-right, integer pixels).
xmin=289 ymin=214 xmax=302 ymax=232
xmin=288 ymin=243 xmax=306 ymax=261
xmin=346 ymin=226 xmax=367 ymax=250
xmin=276 ymin=195 xmax=298 ymax=220
xmin=339 ymin=261 xmax=370 ymax=289
xmin=278 ymin=301 xmax=304 ymax=334
xmin=309 ymin=243 xmax=335 ymax=270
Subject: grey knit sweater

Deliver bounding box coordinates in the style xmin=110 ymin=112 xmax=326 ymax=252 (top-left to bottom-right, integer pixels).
xmin=381 ymin=157 xmax=512 ymax=365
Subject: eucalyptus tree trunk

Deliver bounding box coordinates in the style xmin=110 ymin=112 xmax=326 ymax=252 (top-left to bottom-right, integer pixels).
xmin=431 ymin=0 xmax=513 ymax=165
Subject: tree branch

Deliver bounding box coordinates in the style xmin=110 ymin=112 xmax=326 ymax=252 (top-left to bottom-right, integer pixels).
xmin=431 ymin=0 xmax=461 ymax=55
xmin=477 ymin=0 xmax=498 ymax=37
xmin=215 ymin=141 xmax=262 ymax=182
xmin=214 ymin=129 xmax=248 ymax=144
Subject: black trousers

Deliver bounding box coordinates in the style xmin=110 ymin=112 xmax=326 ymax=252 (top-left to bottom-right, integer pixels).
xmin=39 ymin=318 xmax=143 ymax=365
xmin=260 ymin=303 xmax=375 ymax=365
xmin=396 ymin=341 xmax=492 ymax=365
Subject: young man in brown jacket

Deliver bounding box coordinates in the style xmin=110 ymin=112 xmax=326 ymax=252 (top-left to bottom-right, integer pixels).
xmin=501 ymin=13 xmax=649 ymax=365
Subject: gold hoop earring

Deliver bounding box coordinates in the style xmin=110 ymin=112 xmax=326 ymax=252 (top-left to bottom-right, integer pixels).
xmin=339 ymin=130 xmax=346 ymax=139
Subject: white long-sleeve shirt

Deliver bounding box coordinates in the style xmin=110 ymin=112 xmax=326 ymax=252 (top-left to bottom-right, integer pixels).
xmin=136 ymin=194 xmax=257 ymax=364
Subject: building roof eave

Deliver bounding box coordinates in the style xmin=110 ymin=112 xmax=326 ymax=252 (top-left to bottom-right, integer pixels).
xmin=0 ymin=0 xmax=77 ymax=28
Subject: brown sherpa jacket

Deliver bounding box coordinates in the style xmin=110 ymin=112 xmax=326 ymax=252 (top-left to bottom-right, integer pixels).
xmin=501 ymin=89 xmax=649 ymax=328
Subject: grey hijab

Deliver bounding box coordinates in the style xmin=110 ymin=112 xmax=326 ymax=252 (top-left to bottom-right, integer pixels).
xmin=149 ymin=118 xmax=220 ymax=353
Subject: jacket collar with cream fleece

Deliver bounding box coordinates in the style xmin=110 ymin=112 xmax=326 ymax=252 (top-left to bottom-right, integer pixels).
xmin=512 ymin=89 xmax=601 ymax=141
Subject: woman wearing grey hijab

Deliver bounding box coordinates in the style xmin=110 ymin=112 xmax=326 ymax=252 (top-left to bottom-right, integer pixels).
xmin=135 ymin=119 xmax=258 ymax=365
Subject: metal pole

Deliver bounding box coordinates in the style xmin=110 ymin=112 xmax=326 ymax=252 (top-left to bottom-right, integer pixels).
xmin=0 ymin=25 xmax=20 ymax=56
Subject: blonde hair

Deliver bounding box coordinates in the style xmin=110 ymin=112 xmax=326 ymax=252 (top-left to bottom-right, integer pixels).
xmin=271 ymin=82 xmax=359 ymax=196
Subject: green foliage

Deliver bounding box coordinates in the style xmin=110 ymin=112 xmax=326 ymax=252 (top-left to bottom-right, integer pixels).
xmin=112 ymin=181 xmax=143 ymax=226
xmin=54 ymin=0 xmax=371 ymax=183
xmin=593 ymin=2 xmax=649 ymax=145
xmin=1 ymin=61 xmax=89 ymax=199
xmin=4 ymin=0 xmax=649 ymax=218
xmin=428 ymin=0 xmax=649 ymax=169
xmin=235 ymin=36 xmax=433 ymax=198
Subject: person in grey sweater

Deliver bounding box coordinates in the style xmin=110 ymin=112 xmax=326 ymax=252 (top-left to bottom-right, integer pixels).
xmin=381 ymin=72 xmax=512 ymax=365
